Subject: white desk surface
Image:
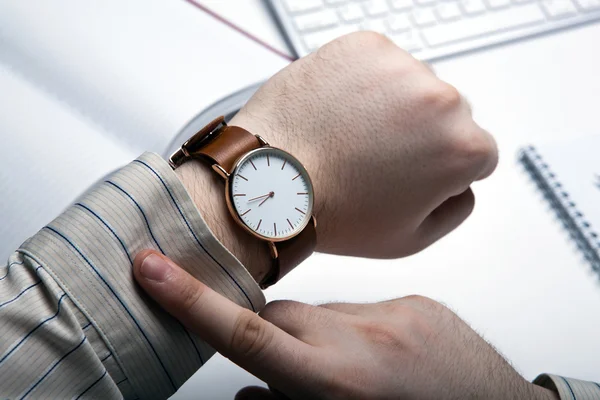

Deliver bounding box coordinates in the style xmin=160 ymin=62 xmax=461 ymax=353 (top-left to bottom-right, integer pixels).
xmin=174 ymin=2 xmax=600 ymax=399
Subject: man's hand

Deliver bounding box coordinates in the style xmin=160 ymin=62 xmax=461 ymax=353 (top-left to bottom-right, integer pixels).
xmin=133 ymin=251 xmax=556 ymax=400
xmin=176 ymin=32 xmax=498 ymax=280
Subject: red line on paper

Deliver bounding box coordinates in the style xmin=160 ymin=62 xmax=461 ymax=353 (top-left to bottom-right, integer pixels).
xmin=183 ymin=0 xmax=295 ymax=62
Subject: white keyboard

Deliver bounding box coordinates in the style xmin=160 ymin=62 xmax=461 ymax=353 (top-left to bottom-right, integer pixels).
xmin=268 ymin=0 xmax=600 ymax=60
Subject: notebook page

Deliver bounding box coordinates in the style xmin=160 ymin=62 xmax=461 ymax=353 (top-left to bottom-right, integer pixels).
xmin=0 ymin=64 xmax=136 ymax=260
xmin=0 ymin=0 xmax=290 ymax=258
xmin=533 ymin=136 xmax=600 ymax=257
xmin=0 ymin=0 xmax=290 ymax=153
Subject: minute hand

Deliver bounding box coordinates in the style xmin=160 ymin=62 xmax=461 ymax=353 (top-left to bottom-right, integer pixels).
xmin=248 ymin=193 xmax=271 ymax=202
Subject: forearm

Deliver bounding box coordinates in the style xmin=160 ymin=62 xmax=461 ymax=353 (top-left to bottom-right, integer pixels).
xmin=2 ymin=153 xmax=265 ymax=399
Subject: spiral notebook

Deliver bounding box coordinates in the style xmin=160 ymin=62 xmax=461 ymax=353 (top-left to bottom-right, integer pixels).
xmin=519 ymin=136 xmax=600 ymax=272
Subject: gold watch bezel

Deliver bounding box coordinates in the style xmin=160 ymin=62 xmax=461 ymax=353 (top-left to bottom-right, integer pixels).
xmin=224 ymin=146 xmax=315 ymax=243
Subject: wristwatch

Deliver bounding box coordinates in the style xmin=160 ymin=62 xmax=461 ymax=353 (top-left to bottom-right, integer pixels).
xmin=169 ymin=116 xmax=317 ymax=289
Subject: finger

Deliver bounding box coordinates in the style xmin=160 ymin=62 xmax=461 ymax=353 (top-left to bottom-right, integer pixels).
xmin=133 ymin=250 xmax=320 ymax=385
xmin=444 ymin=119 xmax=497 ymax=187
xmin=418 ymin=188 xmax=475 ymax=245
xmin=260 ymin=300 xmax=342 ymax=342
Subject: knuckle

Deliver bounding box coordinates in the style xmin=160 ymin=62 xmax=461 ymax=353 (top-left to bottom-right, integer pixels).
xmin=422 ymin=81 xmax=462 ymax=111
xmin=395 ymin=298 xmax=438 ymax=343
xmin=402 ymin=294 xmax=439 ymax=310
xmin=380 ymin=299 xmax=410 ymax=315
xmin=230 ymin=310 xmax=274 ymax=359
xmin=323 ymin=31 xmax=392 ymax=56
xmin=453 ymin=129 xmax=498 ymax=172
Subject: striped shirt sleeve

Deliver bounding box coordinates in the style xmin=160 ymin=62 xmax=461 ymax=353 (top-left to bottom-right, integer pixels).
xmin=534 ymin=374 xmax=600 ymax=400
xmin=1 ymin=152 xmax=265 ymax=399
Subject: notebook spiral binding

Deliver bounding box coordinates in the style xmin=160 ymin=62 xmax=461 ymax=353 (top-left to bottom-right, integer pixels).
xmin=519 ymin=145 xmax=600 ymax=273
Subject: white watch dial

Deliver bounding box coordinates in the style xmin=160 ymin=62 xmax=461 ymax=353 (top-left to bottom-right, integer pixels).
xmin=229 ymin=147 xmax=314 ymax=240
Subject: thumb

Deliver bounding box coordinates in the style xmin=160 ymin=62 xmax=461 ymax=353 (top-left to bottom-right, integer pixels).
xmin=132 ymin=250 xmax=318 ymax=386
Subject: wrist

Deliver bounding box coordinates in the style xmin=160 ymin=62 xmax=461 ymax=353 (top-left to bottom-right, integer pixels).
xmin=175 ymin=160 xmax=272 ymax=284
xmin=174 ymin=112 xmax=327 ymax=285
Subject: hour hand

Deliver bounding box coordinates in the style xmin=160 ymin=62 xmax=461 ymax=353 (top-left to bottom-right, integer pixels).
xmin=258 ymin=193 xmax=274 ymax=207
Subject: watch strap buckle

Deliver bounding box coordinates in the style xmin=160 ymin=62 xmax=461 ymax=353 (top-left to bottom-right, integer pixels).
xmin=169 ymin=116 xmax=227 ymax=169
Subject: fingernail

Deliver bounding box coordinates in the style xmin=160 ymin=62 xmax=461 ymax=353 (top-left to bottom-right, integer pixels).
xmin=140 ymin=254 xmax=171 ymax=282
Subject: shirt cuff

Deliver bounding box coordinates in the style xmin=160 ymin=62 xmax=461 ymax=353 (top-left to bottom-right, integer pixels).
xmin=18 ymin=152 xmax=265 ymax=399
xmin=534 ymin=374 xmax=600 ymax=400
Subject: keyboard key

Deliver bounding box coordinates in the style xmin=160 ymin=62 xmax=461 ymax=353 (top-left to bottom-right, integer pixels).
xmin=389 ymin=30 xmax=424 ymax=51
xmin=302 ymin=25 xmax=357 ymax=51
xmin=363 ymin=0 xmax=391 ymax=16
xmin=325 ymin=0 xmax=348 ymax=5
xmin=436 ymin=2 xmax=462 ymax=20
xmin=338 ymin=3 xmax=365 ymax=22
xmin=388 ymin=0 xmax=414 ymax=10
xmin=460 ymin=0 xmax=487 ymax=14
xmin=574 ymin=0 xmax=600 ymax=10
xmin=415 ymin=0 xmax=438 ymax=6
xmin=362 ymin=17 xmax=389 ymax=33
xmin=540 ymin=0 xmax=578 ymax=17
xmin=485 ymin=0 xmax=512 ymax=9
xmin=284 ymin=0 xmax=324 ymax=14
xmin=294 ymin=9 xmax=339 ymax=32
xmin=411 ymin=7 xmax=438 ymax=25
xmin=422 ymin=4 xmax=545 ymax=46
xmin=511 ymin=0 xmax=534 ymax=4
xmin=386 ymin=13 xmax=412 ymax=30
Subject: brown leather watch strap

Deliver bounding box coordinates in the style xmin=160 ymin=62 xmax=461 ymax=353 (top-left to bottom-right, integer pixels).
xmin=261 ymin=217 xmax=317 ymax=289
xmin=198 ymin=125 xmax=261 ymax=173
xmin=169 ymin=116 xmax=261 ymax=173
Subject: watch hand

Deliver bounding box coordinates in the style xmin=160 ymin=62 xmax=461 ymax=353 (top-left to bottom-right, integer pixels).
xmin=258 ymin=191 xmax=275 ymax=207
xmin=248 ymin=193 xmax=272 ymax=202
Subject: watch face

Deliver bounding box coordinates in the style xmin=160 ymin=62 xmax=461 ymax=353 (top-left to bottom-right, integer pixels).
xmin=228 ymin=147 xmax=314 ymax=241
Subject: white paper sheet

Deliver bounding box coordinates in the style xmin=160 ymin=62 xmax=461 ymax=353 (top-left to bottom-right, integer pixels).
xmin=0 ymin=0 xmax=290 ymax=259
